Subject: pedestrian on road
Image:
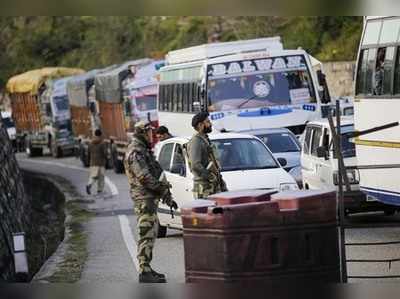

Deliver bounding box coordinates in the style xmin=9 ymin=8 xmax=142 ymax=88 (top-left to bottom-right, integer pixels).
xmin=155 ymin=126 xmax=173 ymax=141
xmin=188 ymin=112 xmax=227 ymax=199
xmin=86 ymin=129 xmax=107 ymax=195
xmin=124 ymin=121 xmax=178 ymax=283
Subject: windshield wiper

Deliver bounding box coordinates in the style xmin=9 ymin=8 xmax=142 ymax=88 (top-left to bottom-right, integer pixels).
xmin=237 ymin=95 xmax=258 ymax=109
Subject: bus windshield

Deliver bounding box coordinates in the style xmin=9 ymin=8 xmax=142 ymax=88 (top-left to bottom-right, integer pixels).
xmin=207 ymin=55 xmax=316 ymax=112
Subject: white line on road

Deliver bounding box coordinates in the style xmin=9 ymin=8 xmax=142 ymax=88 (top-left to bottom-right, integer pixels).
xmin=18 ymin=158 xmax=119 ymax=196
xmin=118 ymin=215 xmax=140 ymax=272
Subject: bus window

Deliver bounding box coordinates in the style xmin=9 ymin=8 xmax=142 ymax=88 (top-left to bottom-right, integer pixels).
xmin=366 ymin=48 xmax=377 ymax=95
xmin=362 ymin=20 xmax=382 ymax=46
xmin=394 ymin=47 xmax=400 ymax=95
xmin=356 ymin=49 xmax=369 ymax=95
xmin=379 ymin=18 xmax=400 ymax=44
xmin=382 ymin=47 xmax=395 ymax=95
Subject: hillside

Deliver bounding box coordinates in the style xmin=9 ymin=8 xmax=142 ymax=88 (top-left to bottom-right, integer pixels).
xmin=0 ymin=16 xmax=363 ymax=91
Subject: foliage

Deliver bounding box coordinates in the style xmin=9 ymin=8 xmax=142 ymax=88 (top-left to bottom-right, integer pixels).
xmin=0 ymin=16 xmax=363 ymax=91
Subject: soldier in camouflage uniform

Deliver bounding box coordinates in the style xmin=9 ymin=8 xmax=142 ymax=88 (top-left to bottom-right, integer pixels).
xmin=188 ymin=112 xmax=228 ymax=199
xmin=124 ymin=121 xmax=177 ymax=283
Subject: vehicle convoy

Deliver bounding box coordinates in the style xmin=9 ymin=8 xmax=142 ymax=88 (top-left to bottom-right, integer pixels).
xmin=6 ymin=67 xmax=85 ymax=157
xmin=94 ymin=58 xmax=159 ymax=173
xmin=155 ymin=132 xmax=299 ymax=236
xmin=301 ymin=117 xmax=393 ymax=214
xmin=353 ymin=16 xmax=400 ymax=206
xmin=157 ymin=37 xmax=332 ymax=137
xmin=1 ymin=111 xmax=17 ymax=149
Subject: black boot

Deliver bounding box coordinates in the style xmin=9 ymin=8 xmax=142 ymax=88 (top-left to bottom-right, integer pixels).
xmin=151 ymin=268 xmax=166 ymax=279
xmin=139 ymin=271 xmax=166 ymax=283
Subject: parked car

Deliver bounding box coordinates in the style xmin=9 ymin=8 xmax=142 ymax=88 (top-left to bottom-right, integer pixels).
xmin=301 ymin=117 xmax=395 ymax=215
xmin=238 ymin=128 xmax=302 ymax=186
xmin=155 ymin=132 xmax=298 ymax=236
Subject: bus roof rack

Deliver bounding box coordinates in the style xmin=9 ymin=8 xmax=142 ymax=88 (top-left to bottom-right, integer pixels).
xmin=166 ymin=37 xmax=283 ymax=65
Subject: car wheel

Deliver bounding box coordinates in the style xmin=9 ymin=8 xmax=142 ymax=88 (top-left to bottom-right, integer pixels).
xmin=384 ymin=209 xmax=396 ymax=216
xmin=157 ymin=221 xmax=167 ymax=238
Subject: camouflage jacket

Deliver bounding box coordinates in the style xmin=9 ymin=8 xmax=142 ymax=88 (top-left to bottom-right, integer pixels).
xmin=124 ymin=135 xmax=164 ymax=201
xmin=188 ymin=132 xmax=214 ymax=183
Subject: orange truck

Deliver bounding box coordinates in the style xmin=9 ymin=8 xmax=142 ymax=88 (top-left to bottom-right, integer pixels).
xmin=94 ymin=58 xmax=160 ymax=173
xmin=67 ymin=69 xmax=104 ymax=167
xmin=6 ymin=67 xmax=85 ymax=157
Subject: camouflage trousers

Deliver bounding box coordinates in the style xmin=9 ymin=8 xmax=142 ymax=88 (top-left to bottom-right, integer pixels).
xmin=192 ymin=181 xmax=221 ymax=199
xmin=134 ymin=198 xmax=159 ymax=273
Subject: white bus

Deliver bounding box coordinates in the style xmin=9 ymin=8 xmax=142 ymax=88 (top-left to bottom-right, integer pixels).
xmin=157 ymin=37 xmax=332 ymax=137
xmin=354 ymin=16 xmax=400 ymax=205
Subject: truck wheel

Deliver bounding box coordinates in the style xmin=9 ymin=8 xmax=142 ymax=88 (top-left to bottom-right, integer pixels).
xmin=157 ymin=222 xmax=167 ymax=238
xmin=51 ymin=143 xmax=63 ymax=158
xmin=80 ymin=146 xmax=90 ymax=168
xmin=112 ymin=149 xmax=125 ymax=174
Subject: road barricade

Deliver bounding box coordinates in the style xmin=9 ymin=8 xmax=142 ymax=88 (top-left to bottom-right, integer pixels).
xmin=181 ymin=190 xmax=340 ymax=283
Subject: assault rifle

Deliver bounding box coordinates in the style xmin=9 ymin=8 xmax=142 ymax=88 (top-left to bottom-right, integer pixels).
xmin=159 ymin=172 xmax=177 ymax=218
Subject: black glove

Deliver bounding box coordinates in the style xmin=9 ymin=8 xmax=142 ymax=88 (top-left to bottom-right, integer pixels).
xmin=163 ymin=193 xmax=178 ymax=210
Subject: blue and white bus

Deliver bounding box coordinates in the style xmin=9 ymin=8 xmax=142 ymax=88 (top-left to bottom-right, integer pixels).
xmin=158 ymin=37 xmax=332 ymax=137
xmin=354 ymin=16 xmax=400 ymax=205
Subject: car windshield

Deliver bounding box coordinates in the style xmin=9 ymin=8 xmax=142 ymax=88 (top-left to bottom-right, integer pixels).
xmin=2 ymin=117 xmax=15 ymax=128
xmin=211 ymin=138 xmax=279 ymax=172
xmin=136 ymin=95 xmax=157 ymax=111
xmin=257 ymin=132 xmax=300 ymax=153
xmin=206 ymin=55 xmax=316 ymax=112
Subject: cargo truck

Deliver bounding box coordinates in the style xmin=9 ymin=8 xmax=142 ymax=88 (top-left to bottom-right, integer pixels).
xmin=94 ymin=58 xmax=159 ymax=173
xmin=6 ymin=67 xmax=85 ymax=157
xmin=67 ymin=69 xmax=104 ymax=167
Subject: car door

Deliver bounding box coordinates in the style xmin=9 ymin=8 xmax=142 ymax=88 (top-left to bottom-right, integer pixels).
xmin=317 ymin=127 xmax=334 ymax=188
xmin=308 ymin=126 xmax=324 ymax=189
xmin=301 ymin=126 xmax=323 ymax=189
xmin=156 ymin=142 xmax=176 ymax=226
xmin=300 ymin=126 xmax=314 ymax=188
xmin=166 ymin=143 xmax=194 ymax=227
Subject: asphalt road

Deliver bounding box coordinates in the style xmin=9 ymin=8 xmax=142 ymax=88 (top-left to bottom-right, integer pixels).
xmin=17 ymin=153 xmax=400 ymax=283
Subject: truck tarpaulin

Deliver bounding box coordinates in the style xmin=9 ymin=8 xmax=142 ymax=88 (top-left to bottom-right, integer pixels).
xmin=94 ymin=59 xmax=151 ymax=104
xmin=67 ymin=69 xmax=100 ymax=108
xmin=6 ymin=67 xmax=85 ymax=95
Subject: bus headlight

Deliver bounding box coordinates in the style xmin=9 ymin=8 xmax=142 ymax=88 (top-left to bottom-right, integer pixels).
xmin=280 ymin=183 xmax=299 ymax=191
xmin=333 ymin=169 xmax=359 ymax=185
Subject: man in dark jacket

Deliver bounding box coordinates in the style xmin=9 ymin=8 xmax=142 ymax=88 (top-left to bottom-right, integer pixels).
xmin=155 ymin=126 xmax=173 ymax=141
xmin=86 ymin=129 xmax=107 ymax=195
xmin=188 ymin=112 xmax=227 ymax=199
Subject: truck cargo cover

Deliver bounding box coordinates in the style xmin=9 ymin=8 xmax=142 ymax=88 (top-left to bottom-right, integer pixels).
xmin=6 ymin=67 xmax=85 ymax=95
xmin=94 ymin=59 xmax=151 ymax=103
xmin=67 ymin=69 xmax=101 ymax=107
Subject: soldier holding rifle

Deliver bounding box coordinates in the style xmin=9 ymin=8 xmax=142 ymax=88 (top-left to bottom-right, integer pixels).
xmin=188 ymin=112 xmax=228 ymax=199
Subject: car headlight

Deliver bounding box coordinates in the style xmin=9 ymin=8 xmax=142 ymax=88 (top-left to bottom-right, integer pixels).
xmin=280 ymin=183 xmax=299 ymax=191
xmin=333 ymin=169 xmax=359 ymax=185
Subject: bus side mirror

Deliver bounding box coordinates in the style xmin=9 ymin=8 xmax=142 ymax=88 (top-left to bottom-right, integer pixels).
xmin=317 ymin=70 xmax=331 ymax=104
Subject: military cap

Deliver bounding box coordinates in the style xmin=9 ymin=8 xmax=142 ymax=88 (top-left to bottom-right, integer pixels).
xmin=191 ymin=111 xmax=209 ymax=128
xmin=134 ymin=120 xmax=153 ymax=133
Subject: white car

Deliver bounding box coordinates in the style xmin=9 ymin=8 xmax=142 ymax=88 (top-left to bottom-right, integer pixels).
xmin=155 ymin=132 xmax=298 ymax=236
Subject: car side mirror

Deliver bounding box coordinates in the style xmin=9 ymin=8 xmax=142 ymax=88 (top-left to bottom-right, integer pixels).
xmin=277 ymin=157 xmax=287 ymax=168
xmin=171 ymin=164 xmax=185 ymax=176
xmin=316 ymin=146 xmax=328 ymax=159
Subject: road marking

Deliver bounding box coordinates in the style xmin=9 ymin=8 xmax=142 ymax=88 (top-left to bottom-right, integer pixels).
xmin=118 ymin=215 xmax=140 ymax=272
xmin=18 ymin=158 xmax=119 ymax=196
